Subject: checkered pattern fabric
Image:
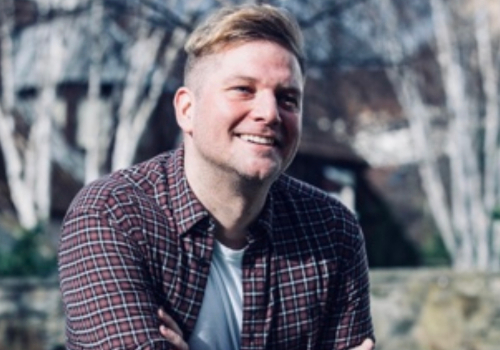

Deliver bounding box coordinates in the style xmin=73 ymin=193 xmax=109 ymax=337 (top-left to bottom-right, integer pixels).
xmin=59 ymin=146 xmax=374 ymax=350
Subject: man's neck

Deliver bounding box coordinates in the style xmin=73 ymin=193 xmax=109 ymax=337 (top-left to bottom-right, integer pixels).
xmin=184 ymin=158 xmax=271 ymax=250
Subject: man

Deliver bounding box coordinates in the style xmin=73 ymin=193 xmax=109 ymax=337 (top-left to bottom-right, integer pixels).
xmin=59 ymin=4 xmax=375 ymax=350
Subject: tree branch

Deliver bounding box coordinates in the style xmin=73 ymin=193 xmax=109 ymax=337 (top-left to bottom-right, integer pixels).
xmin=298 ymin=0 xmax=369 ymax=28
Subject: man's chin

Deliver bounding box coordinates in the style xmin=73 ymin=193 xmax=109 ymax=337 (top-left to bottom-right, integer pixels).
xmin=238 ymin=163 xmax=282 ymax=184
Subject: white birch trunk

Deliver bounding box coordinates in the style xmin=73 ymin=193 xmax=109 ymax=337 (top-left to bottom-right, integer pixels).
xmin=111 ymin=26 xmax=186 ymax=171
xmin=83 ymin=0 xmax=106 ymax=183
xmin=475 ymin=1 xmax=500 ymax=212
xmin=129 ymin=28 xmax=186 ymax=155
xmin=377 ymin=0 xmax=498 ymax=269
xmin=0 ymin=110 xmax=38 ymax=229
xmin=430 ymin=0 xmax=489 ymax=269
xmin=32 ymin=25 xmax=65 ymax=222
xmin=0 ymin=0 xmax=38 ymax=229
xmin=111 ymin=28 xmax=165 ymax=171
xmin=1 ymin=0 xmax=15 ymax=111
xmin=32 ymin=94 xmax=53 ymax=222
xmin=110 ymin=0 xmax=204 ymax=171
xmin=377 ymin=0 xmax=457 ymax=261
xmin=474 ymin=0 xmax=500 ymax=268
xmin=430 ymin=0 xmax=470 ymax=252
xmin=387 ymin=69 xmax=457 ymax=258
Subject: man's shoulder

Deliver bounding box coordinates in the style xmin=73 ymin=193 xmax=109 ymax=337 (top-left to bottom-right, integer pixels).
xmin=270 ymin=174 xmax=363 ymax=252
xmin=67 ymin=151 xmax=175 ymax=215
xmin=272 ymin=173 xmax=350 ymax=213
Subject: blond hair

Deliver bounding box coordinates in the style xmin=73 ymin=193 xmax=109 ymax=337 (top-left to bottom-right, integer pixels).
xmin=184 ymin=4 xmax=305 ymax=85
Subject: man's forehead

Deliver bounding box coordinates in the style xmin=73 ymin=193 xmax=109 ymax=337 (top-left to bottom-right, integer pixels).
xmin=187 ymin=40 xmax=304 ymax=91
xmin=206 ymin=40 xmax=303 ymax=72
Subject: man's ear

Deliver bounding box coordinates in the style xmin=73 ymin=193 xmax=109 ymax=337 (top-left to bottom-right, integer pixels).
xmin=174 ymin=87 xmax=194 ymax=134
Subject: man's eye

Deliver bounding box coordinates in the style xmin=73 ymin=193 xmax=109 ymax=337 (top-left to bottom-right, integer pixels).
xmin=279 ymin=95 xmax=299 ymax=110
xmin=233 ymin=86 xmax=252 ymax=93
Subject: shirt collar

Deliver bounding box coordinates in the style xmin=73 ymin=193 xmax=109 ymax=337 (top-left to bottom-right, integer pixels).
xmin=248 ymin=184 xmax=275 ymax=243
xmin=165 ymin=145 xmax=211 ymax=236
xmin=164 ymin=144 xmax=276 ymax=241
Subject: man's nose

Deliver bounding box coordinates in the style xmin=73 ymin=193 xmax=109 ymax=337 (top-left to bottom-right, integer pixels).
xmin=252 ymin=91 xmax=281 ymax=124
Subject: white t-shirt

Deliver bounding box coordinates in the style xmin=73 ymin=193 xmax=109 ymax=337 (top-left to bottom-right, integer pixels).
xmin=188 ymin=240 xmax=245 ymax=350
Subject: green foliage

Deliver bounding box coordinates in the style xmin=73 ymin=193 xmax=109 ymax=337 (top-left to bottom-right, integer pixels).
xmin=0 ymin=226 xmax=57 ymax=277
xmin=492 ymin=206 xmax=500 ymax=220
xmin=420 ymin=230 xmax=451 ymax=266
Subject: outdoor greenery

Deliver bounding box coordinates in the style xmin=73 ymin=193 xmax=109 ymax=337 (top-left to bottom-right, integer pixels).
xmin=0 ymin=226 xmax=57 ymax=277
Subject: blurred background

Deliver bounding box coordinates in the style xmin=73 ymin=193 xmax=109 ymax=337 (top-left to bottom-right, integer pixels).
xmin=0 ymin=0 xmax=500 ymax=349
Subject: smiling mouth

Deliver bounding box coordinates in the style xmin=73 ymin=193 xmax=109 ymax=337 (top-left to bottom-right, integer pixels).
xmin=238 ymin=134 xmax=277 ymax=146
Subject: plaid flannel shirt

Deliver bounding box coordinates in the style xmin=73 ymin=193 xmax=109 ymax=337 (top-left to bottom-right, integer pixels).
xmin=59 ymin=146 xmax=374 ymax=350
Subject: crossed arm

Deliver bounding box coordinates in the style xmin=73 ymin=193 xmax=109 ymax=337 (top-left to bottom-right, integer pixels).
xmin=155 ymin=231 xmax=375 ymax=350
xmin=157 ymin=308 xmax=374 ymax=350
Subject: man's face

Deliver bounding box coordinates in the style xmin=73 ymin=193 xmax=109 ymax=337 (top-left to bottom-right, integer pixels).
xmin=175 ymin=40 xmax=304 ymax=184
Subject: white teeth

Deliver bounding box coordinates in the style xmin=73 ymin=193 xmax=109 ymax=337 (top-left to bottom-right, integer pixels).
xmin=239 ymin=134 xmax=275 ymax=145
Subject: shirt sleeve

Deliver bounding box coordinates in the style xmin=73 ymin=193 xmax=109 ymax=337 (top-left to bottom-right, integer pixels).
xmin=320 ymin=229 xmax=375 ymax=350
xmin=58 ymin=207 xmax=172 ymax=350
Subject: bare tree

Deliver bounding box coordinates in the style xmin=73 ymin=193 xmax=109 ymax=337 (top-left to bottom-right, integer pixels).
xmin=0 ymin=0 xmax=65 ymax=229
xmin=0 ymin=0 xmax=84 ymax=230
xmin=0 ymin=0 xmax=213 ymax=228
xmin=0 ymin=0 xmax=38 ymax=229
xmin=81 ymin=0 xmax=109 ymax=183
xmin=79 ymin=0 xmax=202 ymax=179
xmin=110 ymin=25 xmax=187 ymax=172
xmin=375 ymin=0 xmax=500 ymax=270
xmin=34 ymin=22 xmax=70 ymax=223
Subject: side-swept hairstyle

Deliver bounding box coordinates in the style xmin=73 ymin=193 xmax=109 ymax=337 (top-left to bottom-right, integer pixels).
xmin=184 ymin=4 xmax=305 ymax=85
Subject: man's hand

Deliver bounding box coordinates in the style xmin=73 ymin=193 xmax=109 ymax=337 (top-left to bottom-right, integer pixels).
xmin=158 ymin=308 xmax=189 ymax=350
xmin=351 ymin=338 xmax=375 ymax=350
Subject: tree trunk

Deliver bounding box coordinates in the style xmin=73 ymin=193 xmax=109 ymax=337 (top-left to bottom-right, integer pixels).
xmin=83 ymin=0 xmax=107 ymax=183
xmin=474 ymin=0 xmax=500 ymax=269
xmin=0 ymin=0 xmax=38 ymax=229
xmin=430 ymin=0 xmax=489 ymax=269
xmin=111 ymin=28 xmax=166 ymax=171
xmin=387 ymin=68 xmax=457 ymax=259
xmin=128 ymin=28 xmax=186 ymax=158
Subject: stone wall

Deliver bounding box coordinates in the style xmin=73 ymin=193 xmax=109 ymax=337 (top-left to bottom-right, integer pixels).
xmin=1 ymin=269 xmax=500 ymax=350
xmin=371 ymin=269 xmax=500 ymax=350
xmin=0 ymin=278 xmax=64 ymax=350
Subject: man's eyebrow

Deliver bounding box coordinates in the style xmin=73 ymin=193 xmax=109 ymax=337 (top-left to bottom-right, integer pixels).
xmin=277 ymin=85 xmax=302 ymax=95
xmin=224 ymin=75 xmax=303 ymax=93
xmin=223 ymin=75 xmax=257 ymax=84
